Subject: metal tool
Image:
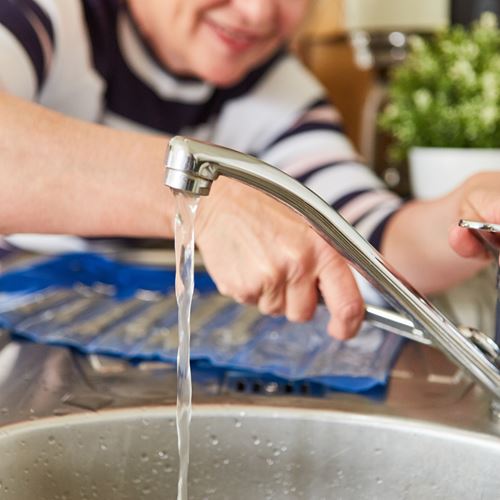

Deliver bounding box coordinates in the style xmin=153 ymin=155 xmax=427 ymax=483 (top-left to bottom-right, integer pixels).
xmin=365 ymin=304 xmax=500 ymax=368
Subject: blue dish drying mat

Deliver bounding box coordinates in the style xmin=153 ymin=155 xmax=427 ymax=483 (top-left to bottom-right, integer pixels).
xmin=0 ymin=253 xmax=403 ymax=393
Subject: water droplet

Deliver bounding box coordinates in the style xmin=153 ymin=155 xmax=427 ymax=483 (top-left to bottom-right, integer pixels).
xmin=48 ymin=436 xmax=56 ymax=445
xmin=140 ymin=453 xmax=149 ymax=463
xmin=374 ymin=448 xmax=382 ymax=455
xmin=253 ymin=437 xmax=261 ymax=445
xmin=158 ymin=451 xmax=168 ymax=460
xmin=266 ymin=458 xmax=274 ymax=466
xmin=273 ymin=449 xmax=281 ymax=457
xmin=376 ymin=477 xmax=383 ymax=485
xmin=210 ymin=435 xmax=219 ymax=446
xmin=223 ymin=459 xmax=229 ymax=465
xmin=234 ymin=419 xmax=242 ymax=428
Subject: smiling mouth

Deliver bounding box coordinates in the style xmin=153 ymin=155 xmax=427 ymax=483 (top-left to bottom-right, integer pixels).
xmin=204 ymin=19 xmax=271 ymax=52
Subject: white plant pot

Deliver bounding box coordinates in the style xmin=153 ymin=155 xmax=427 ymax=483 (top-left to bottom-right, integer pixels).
xmin=409 ymin=147 xmax=500 ymax=199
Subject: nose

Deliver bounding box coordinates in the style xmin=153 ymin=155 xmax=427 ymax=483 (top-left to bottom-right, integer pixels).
xmin=232 ymin=0 xmax=277 ymax=28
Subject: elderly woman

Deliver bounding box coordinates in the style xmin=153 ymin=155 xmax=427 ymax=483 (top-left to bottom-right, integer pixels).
xmin=0 ymin=0 xmax=491 ymax=338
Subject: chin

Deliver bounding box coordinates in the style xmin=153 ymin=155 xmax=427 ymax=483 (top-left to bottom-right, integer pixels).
xmin=198 ymin=64 xmax=247 ymax=87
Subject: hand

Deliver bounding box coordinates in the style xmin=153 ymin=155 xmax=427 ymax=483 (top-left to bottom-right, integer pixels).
xmin=448 ymin=172 xmax=500 ymax=260
xmin=195 ymin=178 xmax=364 ymax=340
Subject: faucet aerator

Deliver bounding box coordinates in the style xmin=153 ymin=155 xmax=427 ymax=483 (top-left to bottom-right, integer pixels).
xmin=165 ymin=169 xmax=213 ymax=196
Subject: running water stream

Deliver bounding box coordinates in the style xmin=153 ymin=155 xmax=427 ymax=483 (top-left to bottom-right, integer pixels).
xmin=173 ymin=192 xmax=200 ymax=500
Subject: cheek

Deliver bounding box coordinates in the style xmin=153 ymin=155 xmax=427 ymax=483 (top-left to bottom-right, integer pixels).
xmin=192 ymin=0 xmax=228 ymax=23
xmin=278 ymin=2 xmax=310 ymax=37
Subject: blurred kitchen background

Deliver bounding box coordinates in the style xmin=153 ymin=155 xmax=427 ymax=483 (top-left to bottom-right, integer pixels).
xmin=292 ymin=0 xmax=500 ymax=196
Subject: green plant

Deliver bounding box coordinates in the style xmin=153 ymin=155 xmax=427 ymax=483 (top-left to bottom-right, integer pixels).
xmin=379 ymin=12 xmax=500 ymax=161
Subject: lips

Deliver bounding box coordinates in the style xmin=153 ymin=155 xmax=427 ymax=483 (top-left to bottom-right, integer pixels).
xmin=205 ymin=19 xmax=266 ymax=53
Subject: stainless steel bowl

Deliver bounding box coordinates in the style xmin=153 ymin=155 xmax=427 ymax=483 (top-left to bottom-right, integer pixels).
xmin=0 ymin=405 xmax=498 ymax=500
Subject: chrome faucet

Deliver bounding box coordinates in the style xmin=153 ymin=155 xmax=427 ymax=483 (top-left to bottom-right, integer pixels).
xmin=165 ymin=136 xmax=500 ymax=406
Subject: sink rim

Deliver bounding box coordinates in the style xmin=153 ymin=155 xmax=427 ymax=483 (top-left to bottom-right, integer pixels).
xmin=0 ymin=404 xmax=499 ymax=450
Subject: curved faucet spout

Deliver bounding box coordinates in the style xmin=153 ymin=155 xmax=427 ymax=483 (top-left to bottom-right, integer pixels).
xmin=165 ymin=135 xmax=500 ymax=403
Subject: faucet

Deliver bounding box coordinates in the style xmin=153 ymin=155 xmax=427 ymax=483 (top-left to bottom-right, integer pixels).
xmin=164 ymin=136 xmax=500 ymax=408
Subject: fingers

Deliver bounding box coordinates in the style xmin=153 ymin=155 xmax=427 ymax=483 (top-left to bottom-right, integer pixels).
xmin=448 ymin=226 xmax=489 ymax=259
xmin=205 ymin=237 xmax=362 ymax=339
xmin=258 ymin=279 xmax=286 ymax=316
xmin=450 ymin=186 xmax=500 ymax=259
xmin=196 ymin=180 xmax=363 ymax=338
xmin=211 ymin=262 xmax=287 ymax=315
xmin=316 ymin=248 xmax=364 ymax=340
xmin=285 ymin=277 xmax=318 ymax=323
xmin=216 ymin=274 xmax=261 ymax=305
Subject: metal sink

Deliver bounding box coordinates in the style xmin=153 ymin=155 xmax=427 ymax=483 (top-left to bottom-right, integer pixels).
xmin=0 ymin=405 xmax=498 ymax=500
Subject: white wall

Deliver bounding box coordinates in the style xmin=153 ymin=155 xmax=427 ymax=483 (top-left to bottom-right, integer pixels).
xmin=345 ymin=0 xmax=450 ymax=31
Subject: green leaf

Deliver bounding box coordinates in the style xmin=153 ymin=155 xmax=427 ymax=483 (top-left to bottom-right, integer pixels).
xmin=379 ymin=12 xmax=500 ymax=158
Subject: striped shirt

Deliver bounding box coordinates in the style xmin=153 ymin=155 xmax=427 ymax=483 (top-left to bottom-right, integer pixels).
xmin=0 ymin=0 xmax=403 ymax=249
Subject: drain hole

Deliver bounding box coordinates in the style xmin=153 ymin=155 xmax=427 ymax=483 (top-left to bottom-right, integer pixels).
xmin=236 ymin=380 xmax=246 ymax=392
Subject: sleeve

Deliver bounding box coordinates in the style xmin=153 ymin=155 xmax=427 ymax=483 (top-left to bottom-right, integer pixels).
xmin=0 ymin=0 xmax=55 ymax=99
xmin=258 ymin=96 xmax=403 ymax=250
xmin=214 ymin=53 xmax=403 ymax=251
